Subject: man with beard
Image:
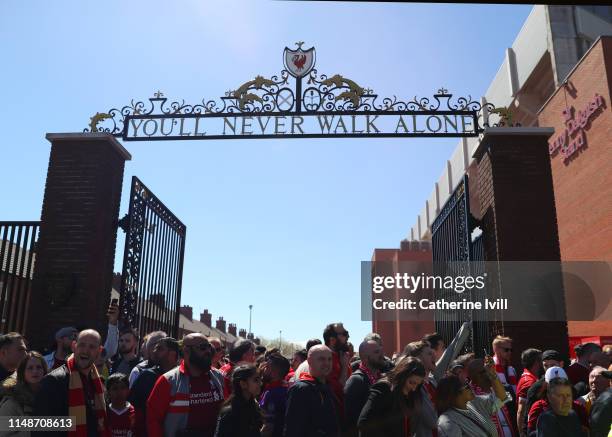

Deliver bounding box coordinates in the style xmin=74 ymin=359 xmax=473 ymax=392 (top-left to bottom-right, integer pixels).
xmin=128 ymin=330 xmax=167 ymax=388
xmin=110 ymin=328 xmax=143 ymax=376
xmin=322 ymin=322 xmax=352 ymax=426
xmin=147 ymin=334 xmax=224 ymax=437
xmin=343 ymin=339 xmax=386 ymax=436
xmin=130 ymin=337 xmax=179 ymax=437
xmin=45 ymin=303 xmax=120 ymax=372
xmin=34 ymin=329 xmax=110 ymax=437
xmin=0 ymin=333 xmax=27 ymax=385
xmin=284 ymin=345 xmax=339 ymax=437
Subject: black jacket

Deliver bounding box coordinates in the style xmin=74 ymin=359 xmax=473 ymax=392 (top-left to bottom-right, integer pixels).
xmin=33 ymin=364 xmax=99 ymax=437
xmin=535 ymin=409 xmax=586 ymax=437
xmin=128 ymin=365 xmax=162 ymax=409
xmin=283 ymin=377 xmax=339 ymax=437
xmin=109 ymin=354 xmax=143 ymax=375
xmin=357 ymin=380 xmax=410 ymax=437
xmin=590 ymin=388 xmax=612 ymax=437
xmin=343 ymin=370 xmax=371 ymax=434
xmin=214 ymin=397 xmax=263 ymax=437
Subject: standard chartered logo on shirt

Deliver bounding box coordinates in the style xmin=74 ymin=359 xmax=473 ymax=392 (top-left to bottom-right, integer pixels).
xmin=190 ymin=383 xmax=221 ymax=405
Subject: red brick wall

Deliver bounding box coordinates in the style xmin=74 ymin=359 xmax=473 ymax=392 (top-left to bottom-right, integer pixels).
xmin=538 ymin=38 xmax=612 ymax=262
xmin=371 ymin=247 xmax=435 ymax=357
xmin=538 ymin=37 xmax=612 ymax=337
xmin=474 ymin=130 xmax=570 ymax=367
xmin=26 ymin=134 xmax=129 ymax=350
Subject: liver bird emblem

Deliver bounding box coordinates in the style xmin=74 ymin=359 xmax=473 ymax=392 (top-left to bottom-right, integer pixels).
xmin=284 ymin=42 xmax=316 ymax=78
xmin=292 ymin=54 xmax=307 ymax=71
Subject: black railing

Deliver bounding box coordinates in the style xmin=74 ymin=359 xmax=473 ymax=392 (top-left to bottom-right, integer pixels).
xmin=119 ymin=177 xmax=186 ymax=338
xmin=0 ymin=222 xmax=39 ymax=334
xmin=431 ymin=175 xmax=491 ymax=356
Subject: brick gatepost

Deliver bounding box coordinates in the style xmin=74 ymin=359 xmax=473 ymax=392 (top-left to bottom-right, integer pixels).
xmin=26 ymin=133 xmax=131 ymax=351
xmin=473 ymin=127 xmax=570 ymax=367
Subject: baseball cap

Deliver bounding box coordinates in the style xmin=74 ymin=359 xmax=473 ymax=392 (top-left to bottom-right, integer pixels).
xmin=55 ymin=326 xmax=78 ymax=340
xmin=542 ymin=350 xmax=563 ymax=362
xmin=545 ymin=366 xmax=568 ymax=383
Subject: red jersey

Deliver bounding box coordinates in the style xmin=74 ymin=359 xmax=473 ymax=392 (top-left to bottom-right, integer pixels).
xmin=327 ymin=351 xmax=352 ymax=419
xmin=285 ymin=370 xmax=295 ymax=382
xmin=186 ymin=372 xmax=223 ymax=436
xmin=516 ymin=368 xmax=539 ymax=401
xmin=108 ymin=403 xmax=136 ymax=437
xmin=219 ymin=362 xmax=234 ymax=399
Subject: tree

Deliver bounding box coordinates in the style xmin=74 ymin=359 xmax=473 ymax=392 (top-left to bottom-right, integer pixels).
xmin=257 ymin=335 xmax=303 ymax=357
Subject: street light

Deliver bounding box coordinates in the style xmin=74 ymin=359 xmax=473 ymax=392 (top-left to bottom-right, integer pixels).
xmin=249 ymin=305 xmax=253 ymax=336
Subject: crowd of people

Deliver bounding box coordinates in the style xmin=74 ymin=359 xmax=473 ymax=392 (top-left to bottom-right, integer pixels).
xmin=0 ymin=303 xmax=611 ymax=437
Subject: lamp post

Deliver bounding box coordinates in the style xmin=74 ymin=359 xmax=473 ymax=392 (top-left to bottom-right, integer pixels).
xmin=249 ymin=305 xmax=253 ymax=336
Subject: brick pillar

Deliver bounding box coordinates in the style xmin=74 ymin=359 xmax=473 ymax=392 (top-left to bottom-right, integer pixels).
xmin=474 ymin=127 xmax=569 ymax=364
xmin=26 ymin=133 xmax=131 ymax=350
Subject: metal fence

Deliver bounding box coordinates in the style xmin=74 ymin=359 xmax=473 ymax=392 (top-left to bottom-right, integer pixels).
xmin=0 ymin=222 xmax=39 ymax=333
xmin=431 ymin=175 xmax=491 ymax=356
xmin=119 ymin=177 xmax=186 ymax=338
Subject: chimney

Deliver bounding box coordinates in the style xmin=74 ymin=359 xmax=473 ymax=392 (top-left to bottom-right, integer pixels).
xmin=180 ymin=305 xmax=193 ymax=321
xmin=200 ymin=309 xmax=212 ymax=327
xmin=228 ymin=323 xmax=237 ymax=336
xmin=238 ymin=329 xmax=247 ymax=338
xmin=150 ymin=293 xmax=166 ymax=309
xmin=216 ymin=317 xmax=226 ymax=333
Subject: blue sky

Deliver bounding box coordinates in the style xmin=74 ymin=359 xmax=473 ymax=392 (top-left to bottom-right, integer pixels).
xmin=1 ymin=1 xmax=532 ymax=347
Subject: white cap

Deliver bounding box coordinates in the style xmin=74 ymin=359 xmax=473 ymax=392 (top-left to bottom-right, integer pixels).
xmin=544 ymin=366 xmax=568 ymax=383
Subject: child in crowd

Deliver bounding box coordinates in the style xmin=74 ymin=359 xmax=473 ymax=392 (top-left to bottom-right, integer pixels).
xmin=106 ymin=373 xmax=136 ymax=437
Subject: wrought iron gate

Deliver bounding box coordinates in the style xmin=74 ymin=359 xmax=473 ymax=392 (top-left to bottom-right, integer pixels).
xmin=431 ymin=175 xmax=489 ymax=356
xmin=118 ymin=177 xmax=186 ymax=338
xmin=0 ymin=222 xmax=39 ymax=333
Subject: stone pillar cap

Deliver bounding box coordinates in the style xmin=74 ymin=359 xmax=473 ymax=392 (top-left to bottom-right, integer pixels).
xmin=473 ymin=127 xmax=554 ymax=161
xmin=46 ymin=132 xmax=132 ymax=161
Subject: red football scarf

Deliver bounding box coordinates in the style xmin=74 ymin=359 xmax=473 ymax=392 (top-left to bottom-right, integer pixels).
xmin=471 ymin=383 xmax=517 ymax=437
xmin=299 ymin=372 xmax=317 ymax=382
xmin=358 ymin=362 xmax=380 ymax=385
xmin=494 ymin=355 xmax=518 ymax=388
xmin=67 ymin=355 xmax=109 ymax=437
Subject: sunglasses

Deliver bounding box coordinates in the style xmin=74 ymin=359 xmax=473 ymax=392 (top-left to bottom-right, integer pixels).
xmin=336 ymin=331 xmax=349 ymax=338
xmin=189 ymin=342 xmax=212 ymax=351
